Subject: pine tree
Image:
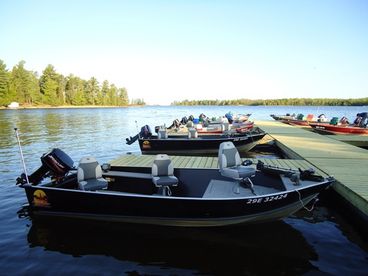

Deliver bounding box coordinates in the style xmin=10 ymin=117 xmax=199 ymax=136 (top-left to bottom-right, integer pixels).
xmin=9 ymin=61 xmax=38 ymax=105
xmin=101 ymin=80 xmax=109 ymax=105
xmin=108 ymin=84 xmax=117 ymax=106
xmin=85 ymin=77 xmax=100 ymax=105
xmin=65 ymin=75 xmax=86 ymax=105
xmin=0 ymin=60 xmax=10 ymax=106
xmin=57 ymin=74 xmax=66 ymax=105
xmin=40 ymin=64 xmax=59 ymax=105
xmin=118 ymin=87 xmax=129 ymax=106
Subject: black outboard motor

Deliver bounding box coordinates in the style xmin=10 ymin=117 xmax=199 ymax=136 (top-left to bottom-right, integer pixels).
xmin=180 ymin=116 xmax=188 ymax=125
xmin=140 ymin=125 xmax=152 ymax=139
xmin=356 ymin=112 xmax=368 ymax=127
xmin=17 ymin=148 xmax=75 ymax=186
xmin=126 ymin=125 xmax=153 ymax=145
xmin=167 ymin=119 xmax=180 ymax=129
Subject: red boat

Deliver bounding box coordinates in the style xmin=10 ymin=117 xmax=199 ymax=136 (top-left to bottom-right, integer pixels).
xmin=270 ymin=114 xmax=318 ymax=127
xmin=309 ymin=123 xmax=368 ymax=135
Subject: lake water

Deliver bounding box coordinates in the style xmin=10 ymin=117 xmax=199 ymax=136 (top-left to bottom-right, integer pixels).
xmin=1 ymin=105 xmax=367 ymax=275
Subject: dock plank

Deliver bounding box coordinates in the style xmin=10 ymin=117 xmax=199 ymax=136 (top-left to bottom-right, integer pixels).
xmin=111 ymin=155 xmax=321 ymax=176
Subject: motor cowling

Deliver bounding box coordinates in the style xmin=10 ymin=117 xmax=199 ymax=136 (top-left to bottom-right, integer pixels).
xmin=140 ymin=125 xmax=152 ymax=139
xmin=17 ymin=148 xmax=75 ymax=185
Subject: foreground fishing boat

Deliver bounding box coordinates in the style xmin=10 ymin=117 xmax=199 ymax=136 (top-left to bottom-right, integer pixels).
xmin=309 ymin=122 xmax=368 ymax=135
xmin=16 ymin=142 xmax=334 ymax=227
xmin=126 ymin=125 xmax=266 ymax=155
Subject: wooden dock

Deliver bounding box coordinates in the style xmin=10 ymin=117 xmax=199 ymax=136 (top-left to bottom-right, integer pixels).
xmin=110 ymin=154 xmax=326 ymax=176
xmin=110 ymin=120 xmax=368 ymax=219
xmin=255 ymin=120 xmax=368 ymax=218
xmin=326 ymin=134 xmax=368 ymax=148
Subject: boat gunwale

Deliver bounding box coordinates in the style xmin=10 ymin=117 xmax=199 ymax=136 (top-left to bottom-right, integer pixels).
xmin=22 ymin=179 xmax=332 ymax=201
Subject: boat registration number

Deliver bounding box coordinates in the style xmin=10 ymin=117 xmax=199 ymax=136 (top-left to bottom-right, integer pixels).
xmin=246 ymin=193 xmax=288 ymax=204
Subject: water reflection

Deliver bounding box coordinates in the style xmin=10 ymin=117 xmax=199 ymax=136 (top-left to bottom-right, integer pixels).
xmin=26 ymin=217 xmax=318 ymax=275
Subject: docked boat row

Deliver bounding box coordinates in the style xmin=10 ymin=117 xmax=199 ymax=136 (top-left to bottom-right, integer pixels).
xmin=271 ymin=112 xmax=368 ymax=135
xmin=14 ymin=110 xmax=335 ymax=228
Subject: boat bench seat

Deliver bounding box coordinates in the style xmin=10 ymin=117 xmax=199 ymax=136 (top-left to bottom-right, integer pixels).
xmin=103 ymin=171 xmax=152 ymax=180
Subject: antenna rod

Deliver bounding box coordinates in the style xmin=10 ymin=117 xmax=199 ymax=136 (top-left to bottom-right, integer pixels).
xmin=14 ymin=128 xmax=30 ymax=185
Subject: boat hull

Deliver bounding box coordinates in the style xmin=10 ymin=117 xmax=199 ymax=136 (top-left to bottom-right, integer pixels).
xmin=22 ymin=181 xmax=330 ymax=227
xmin=139 ymin=132 xmax=266 ymax=155
xmin=309 ymin=123 xmax=368 ymax=135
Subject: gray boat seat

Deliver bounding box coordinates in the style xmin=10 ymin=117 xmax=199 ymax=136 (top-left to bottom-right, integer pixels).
xmin=152 ymin=154 xmax=178 ymax=196
xmin=158 ymin=129 xmax=168 ymax=139
xmin=218 ymin=141 xmax=256 ymax=180
xmin=77 ymin=156 xmax=108 ymax=191
xmin=188 ymin=127 xmax=198 ymax=138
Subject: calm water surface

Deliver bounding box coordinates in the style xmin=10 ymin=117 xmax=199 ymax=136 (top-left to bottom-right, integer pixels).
xmin=0 ymin=106 xmax=367 ymax=275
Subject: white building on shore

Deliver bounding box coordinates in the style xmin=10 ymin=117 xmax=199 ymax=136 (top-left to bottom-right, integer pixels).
xmin=8 ymin=102 xmax=19 ymax=109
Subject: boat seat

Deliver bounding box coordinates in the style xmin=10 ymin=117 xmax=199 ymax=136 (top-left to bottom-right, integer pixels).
xmin=188 ymin=128 xmax=198 ymax=138
xmin=158 ymin=129 xmax=168 ymax=139
xmin=152 ymin=154 xmax=178 ymax=196
xmin=218 ymin=141 xmax=256 ymax=180
xmin=306 ymin=114 xmax=314 ymax=121
xmin=77 ymin=156 xmax=108 ymax=191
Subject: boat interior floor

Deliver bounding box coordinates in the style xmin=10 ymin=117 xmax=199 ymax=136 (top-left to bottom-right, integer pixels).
xmin=202 ymin=179 xmax=278 ymax=198
xmin=49 ymin=167 xmax=312 ymax=199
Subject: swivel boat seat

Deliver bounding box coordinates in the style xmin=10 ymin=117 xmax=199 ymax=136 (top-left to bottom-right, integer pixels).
xmin=157 ymin=128 xmax=168 ymax=139
xmin=152 ymin=154 xmax=178 ymax=196
xmin=188 ymin=128 xmax=198 ymax=138
xmin=218 ymin=141 xmax=256 ymax=194
xmin=77 ymin=156 xmax=108 ymax=191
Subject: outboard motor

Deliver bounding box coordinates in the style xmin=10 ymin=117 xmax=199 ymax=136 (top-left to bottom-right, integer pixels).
xmin=126 ymin=125 xmax=152 ymax=145
xmin=167 ymin=119 xmax=180 ymax=129
xmin=225 ymin=112 xmax=233 ymax=123
xmin=140 ymin=125 xmax=152 ymax=139
xmin=180 ymin=116 xmax=188 ymax=125
xmin=17 ymin=148 xmax=75 ymax=185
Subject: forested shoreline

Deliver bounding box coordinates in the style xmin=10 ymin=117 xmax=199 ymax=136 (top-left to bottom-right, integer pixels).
xmin=1 ymin=59 xmax=367 ymax=108
xmin=0 ymin=59 xmax=137 ymax=107
xmin=172 ymin=98 xmax=368 ymax=106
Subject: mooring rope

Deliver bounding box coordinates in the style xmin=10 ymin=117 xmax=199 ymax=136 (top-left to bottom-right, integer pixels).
xmin=295 ymin=189 xmax=319 ymax=212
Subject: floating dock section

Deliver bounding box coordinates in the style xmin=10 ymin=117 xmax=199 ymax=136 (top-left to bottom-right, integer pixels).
xmin=255 ymin=120 xmax=368 ymax=219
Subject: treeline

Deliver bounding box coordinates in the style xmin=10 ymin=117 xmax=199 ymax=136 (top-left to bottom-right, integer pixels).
xmin=0 ymin=59 xmax=137 ymax=107
xmin=172 ymin=97 xmax=368 ymax=106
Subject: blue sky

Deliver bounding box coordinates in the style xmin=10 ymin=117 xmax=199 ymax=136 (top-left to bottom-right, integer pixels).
xmin=1 ymin=0 xmax=367 ymax=104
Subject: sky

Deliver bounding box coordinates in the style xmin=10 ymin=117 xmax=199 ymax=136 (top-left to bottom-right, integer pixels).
xmin=1 ymin=0 xmax=367 ymax=105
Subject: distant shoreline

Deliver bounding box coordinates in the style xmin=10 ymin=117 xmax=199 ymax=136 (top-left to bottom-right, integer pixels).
xmin=0 ymin=105 xmax=145 ymax=110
